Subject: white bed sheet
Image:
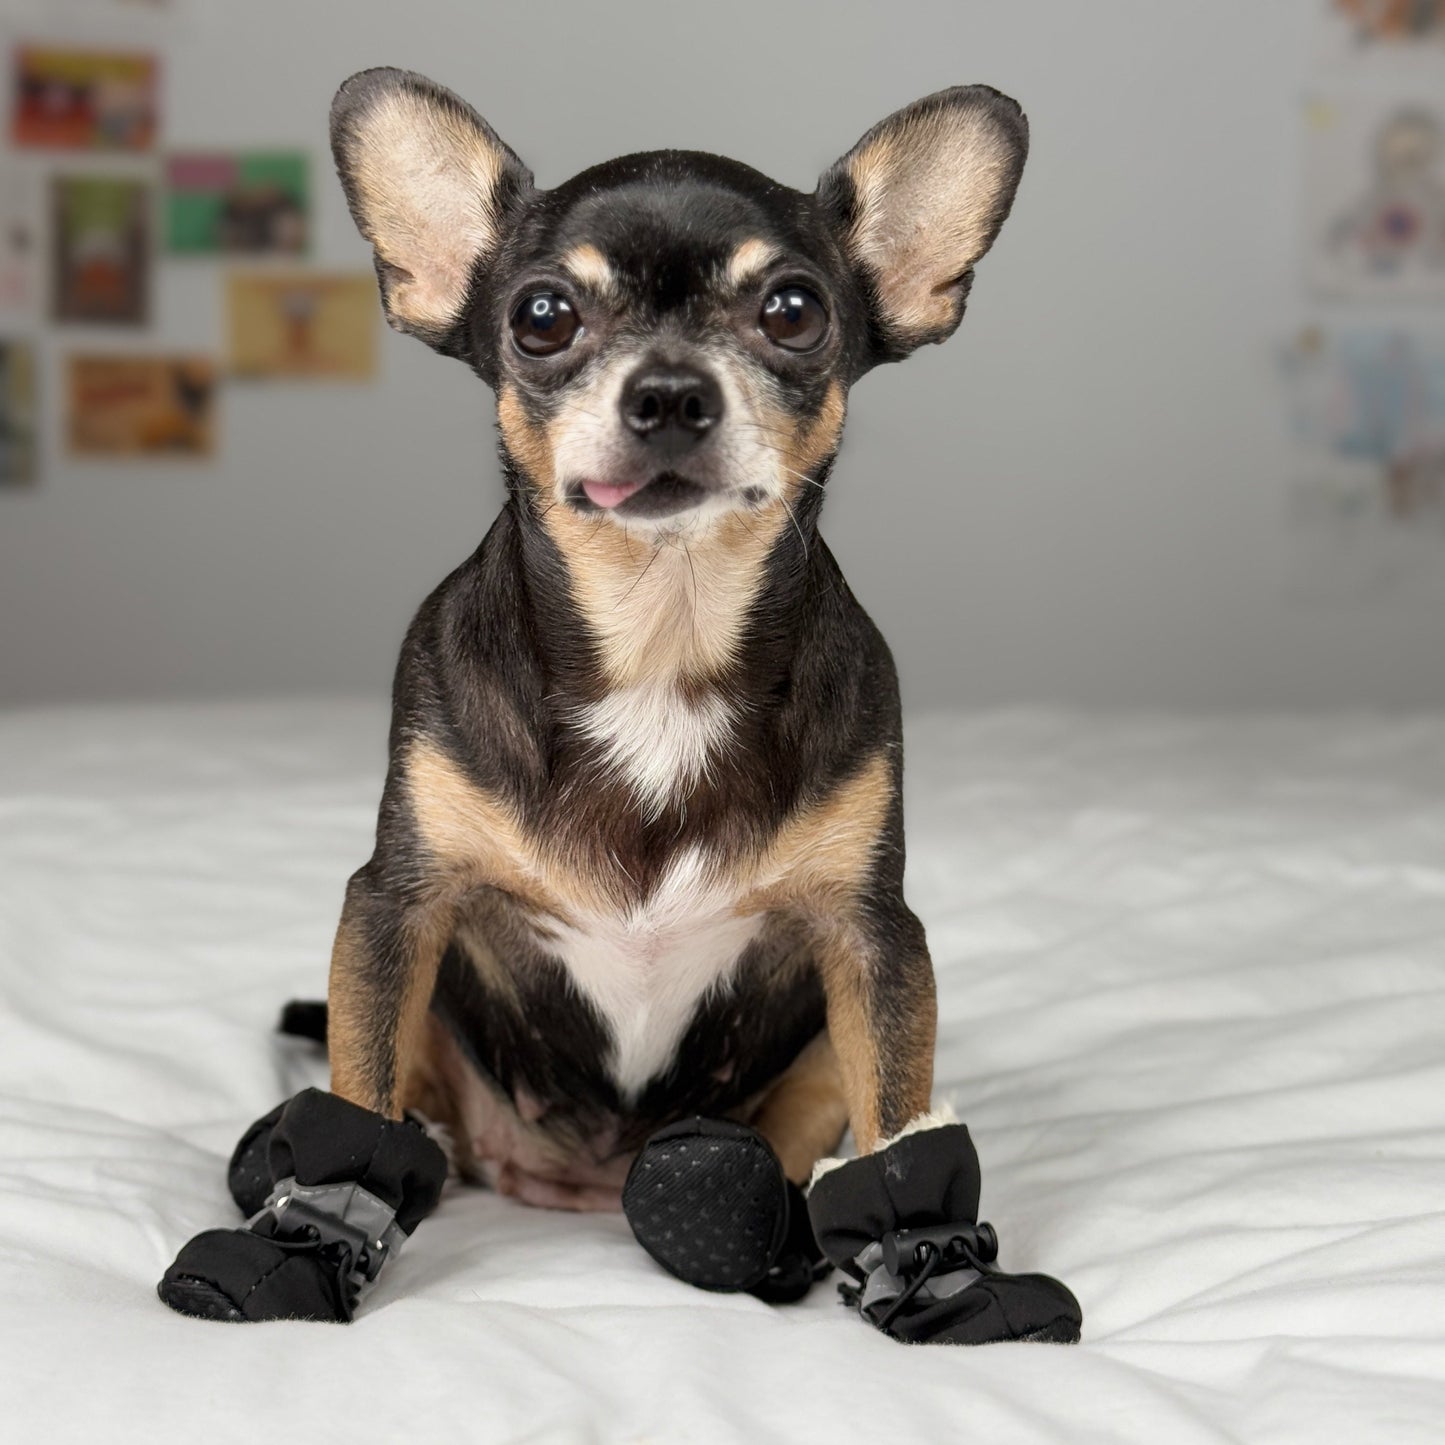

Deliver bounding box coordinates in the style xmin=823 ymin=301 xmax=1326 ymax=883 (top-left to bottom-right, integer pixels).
xmin=1 ymin=701 xmax=1443 ymax=1444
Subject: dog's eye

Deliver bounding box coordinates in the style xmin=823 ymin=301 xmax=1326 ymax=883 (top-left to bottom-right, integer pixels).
xmin=511 ymin=293 xmax=581 ymax=356
xmin=758 ymin=286 xmax=828 ymax=352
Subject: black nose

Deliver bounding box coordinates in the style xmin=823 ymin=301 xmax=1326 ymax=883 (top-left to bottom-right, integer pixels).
xmin=620 ymin=363 xmax=724 ymax=453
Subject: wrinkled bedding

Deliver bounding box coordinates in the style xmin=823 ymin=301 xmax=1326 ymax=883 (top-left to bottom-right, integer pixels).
xmin=1 ymin=701 xmax=1442 ymax=1443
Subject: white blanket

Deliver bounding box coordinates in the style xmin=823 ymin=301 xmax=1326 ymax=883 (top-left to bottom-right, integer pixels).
xmin=1 ymin=702 xmax=1442 ymax=1443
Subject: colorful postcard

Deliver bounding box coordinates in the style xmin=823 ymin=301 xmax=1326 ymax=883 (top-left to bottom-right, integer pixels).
xmin=0 ymin=165 xmax=41 ymax=315
xmin=67 ymin=354 xmax=216 ymax=457
xmin=0 ymin=339 xmax=38 ymax=485
xmin=1304 ymin=93 xmax=1445 ymax=300
xmin=165 ymin=152 xmax=309 ymax=255
xmin=227 ymin=272 xmax=377 ymax=379
xmin=51 ymin=175 xmax=150 ymax=325
xmin=1279 ymin=327 xmax=1445 ymax=600
xmin=11 ymin=47 xmax=158 ymax=151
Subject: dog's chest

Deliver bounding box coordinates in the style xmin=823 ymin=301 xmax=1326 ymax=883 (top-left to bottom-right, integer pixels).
xmin=537 ymin=845 xmax=762 ymax=1100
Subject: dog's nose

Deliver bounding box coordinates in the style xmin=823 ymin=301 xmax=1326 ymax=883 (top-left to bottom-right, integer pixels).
xmin=620 ymin=363 xmax=723 ymax=453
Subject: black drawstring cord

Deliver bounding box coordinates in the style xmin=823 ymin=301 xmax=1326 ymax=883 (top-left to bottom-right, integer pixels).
xmin=875 ymin=1241 xmax=943 ymax=1333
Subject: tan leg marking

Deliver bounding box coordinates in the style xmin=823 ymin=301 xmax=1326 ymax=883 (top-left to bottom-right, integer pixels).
xmin=327 ymin=899 xmax=450 ymax=1118
xmin=746 ymin=1032 xmax=849 ymax=1184
xmin=736 ymin=750 xmax=892 ymax=916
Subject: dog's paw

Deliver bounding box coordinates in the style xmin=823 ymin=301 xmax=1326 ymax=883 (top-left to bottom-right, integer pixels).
xmin=806 ymin=1121 xmax=1082 ymax=1345
xmin=157 ymin=1225 xmax=353 ymax=1324
xmin=622 ymin=1117 xmax=827 ymax=1302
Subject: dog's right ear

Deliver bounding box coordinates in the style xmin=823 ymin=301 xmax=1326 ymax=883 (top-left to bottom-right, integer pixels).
xmin=330 ymin=68 xmax=532 ymax=351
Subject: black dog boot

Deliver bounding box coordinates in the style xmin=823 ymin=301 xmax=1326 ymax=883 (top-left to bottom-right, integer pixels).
xmin=622 ymin=1117 xmax=829 ymax=1304
xmin=158 ymin=1087 xmax=447 ymax=1323
xmin=807 ymin=1120 xmax=1082 ymax=1344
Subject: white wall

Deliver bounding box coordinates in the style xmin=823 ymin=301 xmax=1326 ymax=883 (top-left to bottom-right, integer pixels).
xmin=2 ymin=0 xmax=1441 ymax=711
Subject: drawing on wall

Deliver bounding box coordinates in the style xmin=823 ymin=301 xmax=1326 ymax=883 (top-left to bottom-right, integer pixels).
xmin=10 ymin=48 xmax=158 ymax=151
xmin=0 ymin=339 xmax=38 ymax=484
xmin=51 ymin=175 xmax=150 ymax=325
xmin=1330 ymin=0 xmax=1445 ymax=47
xmin=1305 ymin=94 xmax=1445 ymax=299
xmin=165 ymin=152 xmax=308 ymax=255
xmin=0 ymin=165 xmax=41 ymax=314
xmin=67 ymin=354 xmax=216 ymax=456
xmin=227 ymin=272 xmax=377 ymax=379
xmin=1279 ymin=327 xmax=1445 ymax=597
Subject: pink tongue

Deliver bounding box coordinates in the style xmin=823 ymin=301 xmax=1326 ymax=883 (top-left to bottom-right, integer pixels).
xmin=582 ymin=479 xmax=645 ymax=509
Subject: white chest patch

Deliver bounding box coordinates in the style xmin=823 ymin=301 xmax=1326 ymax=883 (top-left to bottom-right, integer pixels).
xmin=575 ymin=681 xmax=733 ymax=821
xmin=542 ymin=845 xmax=761 ymax=1100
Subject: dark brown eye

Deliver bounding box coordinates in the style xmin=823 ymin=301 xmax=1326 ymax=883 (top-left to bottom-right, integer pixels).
xmin=511 ymin=293 xmax=580 ymax=356
xmin=759 ymin=286 xmax=828 ymax=352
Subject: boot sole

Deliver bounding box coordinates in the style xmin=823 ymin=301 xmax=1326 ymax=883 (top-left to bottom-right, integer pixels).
xmin=623 ymin=1121 xmax=788 ymax=1293
xmin=157 ymin=1274 xmax=246 ymax=1323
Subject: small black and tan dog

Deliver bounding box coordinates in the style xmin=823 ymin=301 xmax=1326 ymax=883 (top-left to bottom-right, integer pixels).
xmin=158 ymin=68 xmax=1081 ymax=1344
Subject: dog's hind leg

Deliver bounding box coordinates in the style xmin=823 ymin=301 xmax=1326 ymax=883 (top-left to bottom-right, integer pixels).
xmin=621 ymin=1035 xmax=847 ymax=1304
xmin=745 ymin=1032 xmax=849 ymax=1185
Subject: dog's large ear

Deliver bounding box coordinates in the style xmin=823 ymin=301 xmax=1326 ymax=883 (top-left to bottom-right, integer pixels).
xmin=818 ymin=86 xmax=1027 ymax=361
xmin=330 ymin=68 xmax=532 ymax=350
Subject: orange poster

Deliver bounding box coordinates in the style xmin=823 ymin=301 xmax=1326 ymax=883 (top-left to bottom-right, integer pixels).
xmin=227 ymin=272 xmax=377 ymax=379
xmin=68 ymin=354 xmax=216 ymax=456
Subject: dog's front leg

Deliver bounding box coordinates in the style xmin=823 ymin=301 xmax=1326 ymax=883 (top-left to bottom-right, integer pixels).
xmin=326 ymin=861 xmax=451 ymax=1119
xmin=156 ymin=861 xmax=450 ymax=1323
xmin=815 ymin=898 xmax=938 ymax=1155
xmin=807 ymin=895 xmax=1083 ymax=1344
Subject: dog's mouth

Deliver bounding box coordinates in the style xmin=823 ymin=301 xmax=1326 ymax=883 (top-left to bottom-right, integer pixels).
xmin=570 ymin=472 xmax=713 ymax=520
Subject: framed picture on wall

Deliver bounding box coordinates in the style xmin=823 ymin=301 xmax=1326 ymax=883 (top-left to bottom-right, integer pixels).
xmin=0 ymin=164 xmax=41 ymax=316
xmin=1304 ymin=92 xmax=1445 ymax=300
xmin=51 ymin=175 xmax=150 ymax=325
xmin=10 ymin=47 xmax=159 ymax=151
xmin=66 ymin=354 xmax=216 ymax=457
xmin=0 ymin=338 xmax=38 ymax=485
xmin=226 ymin=272 xmax=377 ymax=379
xmin=165 ymin=152 xmax=309 ymax=256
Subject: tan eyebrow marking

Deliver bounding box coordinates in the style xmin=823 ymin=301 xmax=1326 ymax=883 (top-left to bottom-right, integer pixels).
xmin=560 ymin=243 xmax=616 ymax=294
xmin=725 ymin=237 xmax=782 ymax=289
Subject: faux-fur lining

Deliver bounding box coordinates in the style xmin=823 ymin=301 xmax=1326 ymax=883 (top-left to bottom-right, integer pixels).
xmin=806 ymin=1102 xmax=959 ymax=1192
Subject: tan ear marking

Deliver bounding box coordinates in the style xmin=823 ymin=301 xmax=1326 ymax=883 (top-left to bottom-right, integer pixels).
xmin=332 ymin=71 xmax=527 ymax=338
xmin=831 ymin=88 xmax=1026 ymax=344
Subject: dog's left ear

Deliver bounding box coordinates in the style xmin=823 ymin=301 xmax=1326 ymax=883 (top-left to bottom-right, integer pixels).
xmin=818 ymin=86 xmax=1028 ymax=360
xmin=330 ymin=67 xmax=533 ymax=353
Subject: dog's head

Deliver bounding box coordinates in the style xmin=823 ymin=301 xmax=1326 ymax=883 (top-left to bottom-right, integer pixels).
xmin=331 ymin=68 xmax=1027 ymax=532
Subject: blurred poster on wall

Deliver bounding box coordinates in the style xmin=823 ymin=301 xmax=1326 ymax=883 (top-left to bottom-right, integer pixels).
xmin=51 ymin=175 xmax=150 ymax=325
xmin=1279 ymin=327 xmax=1445 ymax=596
xmin=165 ymin=152 xmax=308 ymax=255
xmin=0 ymin=339 xmax=38 ymax=485
xmin=1322 ymin=0 xmax=1445 ymax=55
xmin=227 ymin=273 xmax=377 ymax=379
xmin=10 ymin=48 xmax=158 ymax=151
xmin=67 ymin=354 xmax=215 ymax=456
xmin=1304 ymin=93 xmax=1445 ymax=299
xmin=0 ymin=165 xmax=41 ymax=315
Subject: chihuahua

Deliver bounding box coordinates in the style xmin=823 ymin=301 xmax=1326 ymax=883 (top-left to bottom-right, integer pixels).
xmin=158 ymin=69 xmax=1081 ymax=1344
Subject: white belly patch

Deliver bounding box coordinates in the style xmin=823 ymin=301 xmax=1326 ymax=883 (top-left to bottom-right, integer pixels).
xmin=541 ymin=845 xmax=761 ymax=1100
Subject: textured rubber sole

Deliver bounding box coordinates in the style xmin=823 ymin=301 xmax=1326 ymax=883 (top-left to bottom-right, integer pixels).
xmin=1017 ymin=1317 xmax=1082 ymax=1345
xmin=157 ymin=1274 xmax=245 ymax=1323
xmin=623 ymin=1120 xmax=789 ymax=1293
